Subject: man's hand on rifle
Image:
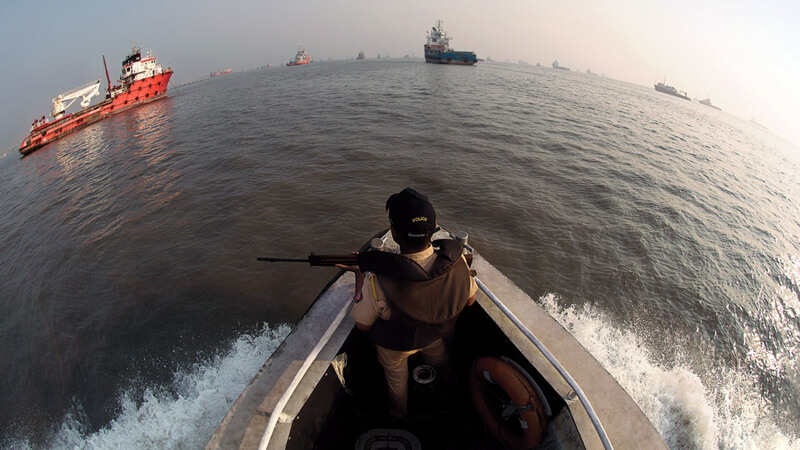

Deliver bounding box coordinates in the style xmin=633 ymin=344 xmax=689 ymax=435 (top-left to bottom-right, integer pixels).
xmin=336 ymin=253 xmax=365 ymax=300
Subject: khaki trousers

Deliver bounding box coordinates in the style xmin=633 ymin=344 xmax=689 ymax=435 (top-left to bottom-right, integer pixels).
xmin=376 ymin=338 xmax=448 ymax=417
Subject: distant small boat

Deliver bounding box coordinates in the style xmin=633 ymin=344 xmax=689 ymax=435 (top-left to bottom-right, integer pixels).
xmin=654 ymin=81 xmax=690 ymax=100
xmin=287 ymin=48 xmax=310 ymax=66
xmin=552 ymin=60 xmax=570 ymax=71
xmin=356 ymin=50 xmax=365 ymax=60
xmin=211 ymin=68 xmax=232 ymax=77
xmin=699 ymin=97 xmax=721 ymax=111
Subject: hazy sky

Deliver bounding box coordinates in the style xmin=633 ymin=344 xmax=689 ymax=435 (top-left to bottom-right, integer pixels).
xmin=2 ymin=0 xmax=798 ymax=151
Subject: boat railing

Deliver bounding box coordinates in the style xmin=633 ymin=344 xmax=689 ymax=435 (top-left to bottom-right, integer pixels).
xmin=257 ymin=282 xmax=354 ymax=450
xmin=473 ymin=277 xmax=614 ymax=449
xmin=456 ymin=234 xmax=614 ymax=450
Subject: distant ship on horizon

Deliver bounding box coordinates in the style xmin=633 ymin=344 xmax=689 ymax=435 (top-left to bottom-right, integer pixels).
xmin=654 ymin=81 xmax=690 ymax=100
xmin=699 ymin=97 xmax=721 ymax=110
xmin=356 ymin=50 xmax=365 ymax=60
xmin=552 ymin=60 xmax=570 ymax=71
xmin=287 ymin=47 xmax=310 ymax=66
xmin=211 ymin=68 xmax=232 ymax=77
xmin=424 ymin=20 xmax=478 ymax=65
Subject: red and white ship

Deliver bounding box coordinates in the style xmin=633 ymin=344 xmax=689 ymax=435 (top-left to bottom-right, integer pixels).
xmin=286 ymin=47 xmax=310 ymax=66
xmin=19 ymin=44 xmax=173 ymax=156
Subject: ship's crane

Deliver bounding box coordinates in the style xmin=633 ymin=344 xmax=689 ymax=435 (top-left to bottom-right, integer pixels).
xmin=51 ymin=80 xmax=101 ymax=119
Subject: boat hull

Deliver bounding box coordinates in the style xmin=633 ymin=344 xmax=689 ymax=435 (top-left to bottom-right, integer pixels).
xmin=424 ymin=46 xmax=477 ymax=65
xmin=207 ymin=229 xmax=666 ymax=449
xmin=19 ymin=70 xmax=173 ymax=156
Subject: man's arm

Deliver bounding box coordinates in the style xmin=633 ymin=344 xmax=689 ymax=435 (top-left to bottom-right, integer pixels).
xmin=338 ymin=266 xmax=380 ymax=331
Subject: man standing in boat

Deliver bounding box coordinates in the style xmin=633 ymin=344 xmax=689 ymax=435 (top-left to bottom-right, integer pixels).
xmin=338 ymin=188 xmax=478 ymax=418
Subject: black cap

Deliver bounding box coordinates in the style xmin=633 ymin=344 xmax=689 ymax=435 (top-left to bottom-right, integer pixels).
xmin=386 ymin=188 xmax=437 ymax=239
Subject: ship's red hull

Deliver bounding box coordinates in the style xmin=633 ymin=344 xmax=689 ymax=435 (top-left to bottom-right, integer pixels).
xmin=286 ymin=59 xmax=310 ymax=66
xmin=19 ymin=70 xmax=173 ymax=156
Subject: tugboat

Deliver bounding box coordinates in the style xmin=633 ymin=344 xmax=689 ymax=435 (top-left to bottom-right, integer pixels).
xmin=654 ymin=80 xmax=690 ymax=100
xmin=424 ymin=20 xmax=477 ymax=65
xmin=19 ymin=44 xmax=173 ymax=156
xmin=287 ymin=48 xmax=311 ymax=66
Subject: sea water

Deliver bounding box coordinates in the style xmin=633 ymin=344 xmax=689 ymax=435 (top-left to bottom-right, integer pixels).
xmin=0 ymin=60 xmax=798 ymax=448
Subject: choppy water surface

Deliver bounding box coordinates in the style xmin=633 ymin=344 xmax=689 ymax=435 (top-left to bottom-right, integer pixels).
xmin=1 ymin=60 xmax=798 ymax=449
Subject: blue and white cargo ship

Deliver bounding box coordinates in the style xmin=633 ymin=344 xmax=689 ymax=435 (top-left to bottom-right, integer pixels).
xmin=424 ymin=20 xmax=478 ymax=65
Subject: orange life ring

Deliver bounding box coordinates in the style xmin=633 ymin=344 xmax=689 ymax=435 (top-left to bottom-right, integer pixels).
xmin=470 ymin=356 xmax=549 ymax=449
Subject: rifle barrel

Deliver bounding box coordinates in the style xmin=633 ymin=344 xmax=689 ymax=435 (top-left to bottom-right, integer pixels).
xmin=257 ymin=257 xmax=310 ymax=263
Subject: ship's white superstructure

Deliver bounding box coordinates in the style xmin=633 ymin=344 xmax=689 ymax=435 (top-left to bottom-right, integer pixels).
xmin=121 ymin=45 xmax=165 ymax=84
xmin=426 ymin=20 xmax=451 ymax=50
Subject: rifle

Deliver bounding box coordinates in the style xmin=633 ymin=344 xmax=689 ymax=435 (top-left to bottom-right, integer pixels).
xmin=257 ymin=253 xmax=358 ymax=266
xmin=257 ymin=242 xmax=473 ymax=273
